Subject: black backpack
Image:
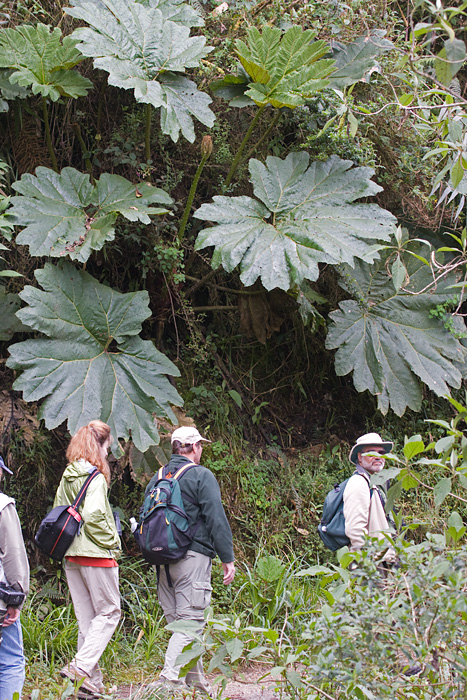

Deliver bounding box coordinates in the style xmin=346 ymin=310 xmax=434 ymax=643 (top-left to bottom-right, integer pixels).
xmin=35 ymin=469 xmax=99 ymax=561
xmin=134 ymin=462 xmax=198 ymax=567
xmin=318 ymin=472 xmax=371 ymax=551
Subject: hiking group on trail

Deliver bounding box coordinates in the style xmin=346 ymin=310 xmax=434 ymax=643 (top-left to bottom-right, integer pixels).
xmin=0 ymin=425 xmax=399 ymax=700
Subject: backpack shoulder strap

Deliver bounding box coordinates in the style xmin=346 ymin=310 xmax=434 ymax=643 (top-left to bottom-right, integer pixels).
xmin=72 ymin=468 xmax=99 ymax=510
xmin=354 ymin=470 xmax=375 ymax=499
xmin=173 ymin=462 xmax=197 ymax=480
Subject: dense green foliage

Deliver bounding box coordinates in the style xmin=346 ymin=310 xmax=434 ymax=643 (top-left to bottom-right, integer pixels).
xmin=1 ymin=0 xmax=467 ymax=695
xmin=2 ymin=0 xmax=467 ymax=450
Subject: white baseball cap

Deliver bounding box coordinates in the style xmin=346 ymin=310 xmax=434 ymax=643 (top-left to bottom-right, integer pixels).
xmin=171 ymin=426 xmax=211 ymax=446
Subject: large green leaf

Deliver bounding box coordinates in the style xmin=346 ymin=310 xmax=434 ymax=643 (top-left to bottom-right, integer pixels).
xmin=0 ymin=69 xmax=30 ymax=112
xmin=10 ymin=167 xmax=172 ymax=262
xmin=0 ymin=24 xmax=92 ymax=100
xmin=137 ymin=0 xmax=203 ymax=26
xmin=194 ymin=152 xmax=396 ymax=291
xmin=210 ymin=71 xmax=254 ymax=108
xmin=0 ymin=290 xmax=28 ymax=340
xmin=435 ymin=38 xmax=466 ymax=87
xmin=6 ymin=263 xmax=182 ymax=451
xmin=235 ymin=25 xmax=335 ymax=108
xmin=329 ymin=30 xmax=393 ymax=90
xmin=325 ymin=255 xmax=467 ymax=416
xmin=66 ymin=0 xmax=214 ymax=142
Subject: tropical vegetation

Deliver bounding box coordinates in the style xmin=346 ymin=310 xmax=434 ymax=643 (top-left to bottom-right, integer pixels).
xmin=2 ymin=0 xmax=467 ymax=696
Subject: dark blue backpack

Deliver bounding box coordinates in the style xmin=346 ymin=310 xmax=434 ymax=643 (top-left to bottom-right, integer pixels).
xmin=134 ymin=462 xmax=197 ymax=566
xmin=318 ymin=472 xmax=371 ymax=551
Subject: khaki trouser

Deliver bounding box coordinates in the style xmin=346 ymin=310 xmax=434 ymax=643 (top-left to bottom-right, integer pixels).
xmin=158 ymin=551 xmax=213 ymax=693
xmin=65 ymin=561 xmax=121 ymax=688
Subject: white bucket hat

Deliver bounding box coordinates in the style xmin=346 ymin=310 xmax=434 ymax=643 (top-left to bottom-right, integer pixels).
xmin=171 ymin=426 xmax=211 ymax=446
xmin=349 ymin=432 xmax=393 ymax=465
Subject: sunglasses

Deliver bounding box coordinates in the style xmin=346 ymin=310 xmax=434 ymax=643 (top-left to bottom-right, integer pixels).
xmin=360 ymin=450 xmax=386 ymax=457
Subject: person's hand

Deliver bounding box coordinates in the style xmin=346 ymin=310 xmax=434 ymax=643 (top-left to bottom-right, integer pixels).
xmin=222 ymin=561 xmax=235 ymax=585
xmin=2 ymin=607 xmax=20 ymax=627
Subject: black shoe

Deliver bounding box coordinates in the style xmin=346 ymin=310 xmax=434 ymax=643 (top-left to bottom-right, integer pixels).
xmin=402 ymin=663 xmax=423 ymax=677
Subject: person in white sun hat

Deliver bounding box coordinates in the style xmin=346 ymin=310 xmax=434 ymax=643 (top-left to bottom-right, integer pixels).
xmin=344 ymin=432 xmax=395 ymax=558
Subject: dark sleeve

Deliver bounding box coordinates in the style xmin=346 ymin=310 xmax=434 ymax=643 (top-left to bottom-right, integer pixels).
xmin=0 ymin=504 xmax=30 ymax=601
xmin=197 ymin=470 xmax=234 ymax=563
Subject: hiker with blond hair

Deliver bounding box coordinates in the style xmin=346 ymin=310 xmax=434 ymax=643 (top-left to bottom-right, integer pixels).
xmin=54 ymin=420 xmax=121 ymax=698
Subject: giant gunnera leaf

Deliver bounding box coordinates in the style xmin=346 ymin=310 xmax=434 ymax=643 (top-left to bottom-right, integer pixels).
xmin=66 ymin=0 xmax=214 ymax=142
xmin=133 ymin=0 xmax=204 ymax=27
xmin=9 ymin=167 xmax=172 ymax=262
xmin=7 ymin=263 xmax=182 ymax=451
xmin=212 ymin=29 xmax=391 ymax=108
xmin=234 ymin=25 xmax=335 ymax=108
xmin=0 ymin=290 xmax=28 ymax=340
xmin=326 ymin=254 xmax=467 ymax=416
xmin=0 ymin=24 xmax=92 ymax=100
xmin=194 ymin=152 xmax=396 ymax=291
xmin=329 ymin=30 xmax=393 ymax=90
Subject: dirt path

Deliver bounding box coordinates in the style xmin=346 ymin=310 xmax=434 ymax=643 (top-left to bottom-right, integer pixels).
xmin=216 ymin=666 xmax=279 ymax=700
xmin=114 ymin=667 xmax=280 ymax=700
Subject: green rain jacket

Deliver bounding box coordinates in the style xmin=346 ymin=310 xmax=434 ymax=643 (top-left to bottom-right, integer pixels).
xmin=53 ymin=459 xmax=121 ymax=559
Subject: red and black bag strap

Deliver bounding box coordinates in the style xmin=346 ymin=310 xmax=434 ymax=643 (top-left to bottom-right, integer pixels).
xmin=72 ymin=468 xmax=99 ymax=511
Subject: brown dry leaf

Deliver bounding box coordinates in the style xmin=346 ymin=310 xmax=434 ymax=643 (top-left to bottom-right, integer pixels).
xmin=238 ymin=293 xmax=283 ymax=344
xmin=294 ymin=526 xmax=309 ymax=536
xmin=0 ymin=390 xmax=39 ymax=447
xmin=156 ymin=407 xmax=196 ymax=433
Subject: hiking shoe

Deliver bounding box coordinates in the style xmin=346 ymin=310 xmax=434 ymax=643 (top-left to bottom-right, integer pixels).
xmin=401 ymin=662 xmax=423 ymax=677
xmin=187 ymin=680 xmax=214 ymax=697
xmin=60 ymin=665 xmax=103 ymax=697
xmin=145 ymin=678 xmax=189 ymax=698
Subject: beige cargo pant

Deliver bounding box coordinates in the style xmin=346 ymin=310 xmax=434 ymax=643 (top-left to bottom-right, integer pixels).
xmin=65 ymin=561 xmax=121 ymax=689
xmin=158 ymin=550 xmax=213 ymax=694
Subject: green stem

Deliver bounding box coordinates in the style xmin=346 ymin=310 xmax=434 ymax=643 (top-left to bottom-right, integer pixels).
xmin=96 ymin=75 xmax=107 ymax=137
xmin=177 ymin=153 xmax=209 ymax=246
xmin=42 ymin=96 xmax=58 ymax=172
xmin=72 ymin=122 xmax=94 ymax=183
xmin=244 ymin=111 xmax=281 ymax=162
xmin=184 ymin=275 xmax=266 ymax=295
xmin=192 ymin=305 xmax=237 ymax=312
xmin=223 ymin=105 xmax=266 ymax=192
xmin=145 ymin=104 xmax=152 ymax=163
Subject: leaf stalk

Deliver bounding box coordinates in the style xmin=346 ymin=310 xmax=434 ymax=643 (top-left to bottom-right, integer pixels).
xmin=145 ymin=103 xmax=152 ymax=164
xmin=177 ymin=137 xmax=212 ymax=246
xmin=244 ymin=111 xmax=281 ymax=162
xmin=223 ymin=105 xmax=266 ymax=192
xmin=72 ymin=123 xmax=94 ymax=183
xmin=42 ymin=97 xmax=58 ymax=172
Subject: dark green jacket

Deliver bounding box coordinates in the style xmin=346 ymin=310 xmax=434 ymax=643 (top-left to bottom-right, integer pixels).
xmin=146 ymin=454 xmax=234 ymax=563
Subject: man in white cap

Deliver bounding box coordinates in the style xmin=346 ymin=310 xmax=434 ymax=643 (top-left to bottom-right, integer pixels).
xmin=151 ymin=426 xmax=235 ymax=696
xmin=0 ymin=456 xmax=29 ymax=700
xmin=344 ymin=433 xmax=395 ymax=556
